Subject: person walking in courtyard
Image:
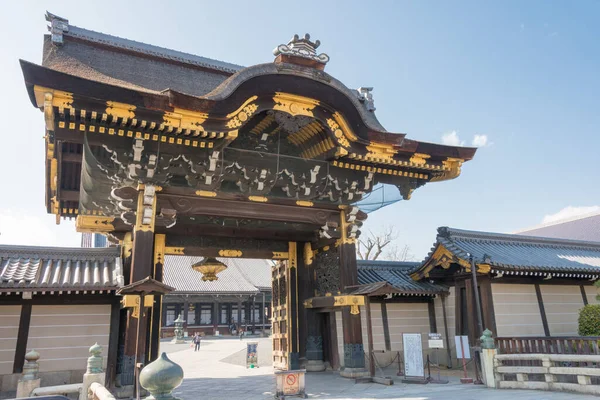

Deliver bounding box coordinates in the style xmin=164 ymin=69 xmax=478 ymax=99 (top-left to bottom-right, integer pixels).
xmin=193 ymin=332 xmax=201 ymax=351
xmin=239 ymin=327 xmax=244 ymax=340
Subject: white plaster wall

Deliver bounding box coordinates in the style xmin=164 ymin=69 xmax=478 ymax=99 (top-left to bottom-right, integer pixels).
xmin=28 ymin=305 xmax=110 ymax=372
xmin=584 ymin=285 xmax=599 ymax=305
xmin=541 ymin=285 xmax=585 ymax=336
xmin=387 ymin=302 xmax=430 ymax=352
xmin=492 ymin=283 xmax=545 ymax=337
xmin=434 ymin=288 xmax=456 ymax=359
xmin=0 ymin=306 xmax=21 ymax=375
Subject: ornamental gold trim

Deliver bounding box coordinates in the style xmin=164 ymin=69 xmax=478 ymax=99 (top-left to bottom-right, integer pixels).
xmin=272 ymin=252 xmax=289 ymax=259
xmin=273 ymin=92 xmax=319 ymax=117
xmin=106 ymin=101 xmax=136 ymax=120
xmin=248 ymin=196 xmax=268 ymax=203
xmin=163 ymin=107 xmax=208 ymax=131
xmin=165 ymin=247 xmax=185 ymax=255
xmin=303 ymin=243 xmax=315 ymax=266
xmin=195 ymin=190 xmax=217 ymax=197
xmin=333 ymin=295 xmax=365 ymax=315
xmin=33 ymin=85 xmax=73 ymax=112
xmin=154 ymin=234 xmax=166 ymax=266
xmin=295 ymin=201 xmax=314 ymax=207
xmin=409 ymin=153 xmax=431 ymax=166
xmin=288 ymin=242 xmax=297 ymax=269
xmin=218 ymin=249 xmax=243 ymax=257
xmin=75 ymin=215 xmax=115 ymax=233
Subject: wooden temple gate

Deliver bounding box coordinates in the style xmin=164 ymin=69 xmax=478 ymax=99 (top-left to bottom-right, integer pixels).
xmin=21 ymin=19 xmax=475 ymax=385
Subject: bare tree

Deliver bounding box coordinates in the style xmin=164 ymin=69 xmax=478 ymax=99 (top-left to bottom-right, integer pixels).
xmin=383 ymin=244 xmax=414 ymax=262
xmin=357 ymin=226 xmax=397 ymax=260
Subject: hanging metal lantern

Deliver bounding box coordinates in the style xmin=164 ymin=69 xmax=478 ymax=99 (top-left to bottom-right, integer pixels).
xmin=192 ymin=257 xmax=227 ymax=281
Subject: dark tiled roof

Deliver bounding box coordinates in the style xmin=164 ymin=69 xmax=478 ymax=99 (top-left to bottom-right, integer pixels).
xmin=0 ymin=245 xmax=122 ymax=292
xmin=424 ymin=227 xmax=600 ymax=274
xmin=357 ymin=260 xmax=447 ymax=295
xmin=516 ymin=213 xmax=600 ymax=243
xmin=162 ymin=256 xmax=271 ymax=294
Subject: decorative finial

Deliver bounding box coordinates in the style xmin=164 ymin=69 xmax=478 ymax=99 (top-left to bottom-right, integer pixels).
xmin=357 ymin=87 xmax=376 ymax=112
xmin=139 ymin=352 xmax=184 ymax=400
xmin=480 ymin=328 xmax=495 ymax=349
xmin=45 ymin=12 xmax=69 ymax=46
xmin=273 ymin=33 xmax=330 ymax=65
xmin=87 ymin=343 xmax=104 ymax=374
xmin=22 ymin=350 xmax=40 ymax=381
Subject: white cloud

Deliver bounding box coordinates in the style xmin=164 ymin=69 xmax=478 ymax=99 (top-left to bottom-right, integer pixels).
xmin=441 ymin=131 xmax=465 ymax=146
xmin=472 ymin=134 xmax=490 ymax=147
xmin=542 ymin=206 xmax=600 ymax=224
xmin=0 ymin=210 xmax=81 ymax=247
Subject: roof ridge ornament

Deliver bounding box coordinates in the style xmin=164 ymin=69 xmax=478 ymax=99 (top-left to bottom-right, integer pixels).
xmin=273 ymin=33 xmax=330 ymax=67
xmin=357 ymin=87 xmax=376 ymax=112
xmin=45 ymin=11 xmax=69 ymax=45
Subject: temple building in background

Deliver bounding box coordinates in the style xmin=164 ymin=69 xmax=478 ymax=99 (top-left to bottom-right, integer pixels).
xmin=516 ymin=211 xmax=600 ymax=243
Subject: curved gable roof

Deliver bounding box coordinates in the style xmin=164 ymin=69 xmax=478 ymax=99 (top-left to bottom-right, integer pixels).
xmin=414 ymin=227 xmax=600 ymax=280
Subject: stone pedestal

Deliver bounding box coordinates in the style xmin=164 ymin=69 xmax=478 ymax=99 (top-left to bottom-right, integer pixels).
xmin=16 ymin=349 xmax=41 ymax=398
xmin=81 ymin=373 xmax=104 ymax=400
xmin=339 ymin=367 xmax=370 ymax=379
xmin=16 ymin=378 xmax=40 ymax=398
xmin=481 ymin=348 xmax=497 ymax=388
xmin=305 ymin=360 xmax=326 ymax=372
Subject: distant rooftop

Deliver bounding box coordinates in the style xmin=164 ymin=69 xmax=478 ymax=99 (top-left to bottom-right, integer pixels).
xmin=515 ymin=211 xmax=600 ymax=243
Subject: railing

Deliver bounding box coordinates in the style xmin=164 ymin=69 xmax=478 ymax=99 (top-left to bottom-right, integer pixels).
xmin=89 ymin=382 xmax=116 ymax=400
xmin=496 ymin=336 xmax=600 ymax=355
xmin=494 ymin=353 xmax=600 ymax=395
xmin=30 ymin=384 xmax=82 ymax=397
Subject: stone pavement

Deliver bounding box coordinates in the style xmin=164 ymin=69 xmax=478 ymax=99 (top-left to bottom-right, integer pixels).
xmin=160 ymin=338 xmax=597 ymax=400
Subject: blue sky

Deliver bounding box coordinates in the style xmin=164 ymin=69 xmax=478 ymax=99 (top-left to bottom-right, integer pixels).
xmin=0 ymin=1 xmax=598 ymax=259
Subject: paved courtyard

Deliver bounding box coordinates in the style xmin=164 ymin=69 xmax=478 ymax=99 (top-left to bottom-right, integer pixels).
xmin=160 ymin=337 xmax=597 ymax=400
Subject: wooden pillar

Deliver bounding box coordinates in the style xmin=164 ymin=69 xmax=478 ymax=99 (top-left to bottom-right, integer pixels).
xmin=237 ymin=299 xmax=242 ymax=329
xmin=124 ymin=186 xmax=157 ymax=388
xmin=380 ymin=301 xmax=391 ymax=351
xmin=338 ymin=211 xmax=366 ymax=374
xmin=288 ymin=242 xmax=300 ymax=369
xmin=428 ymin=298 xmax=437 ymax=333
xmin=324 ymin=312 xmax=340 ymax=370
xmin=441 ymin=293 xmax=453 ymax=368
xmin=106 ymin=298 xmax=121 ymax=387
xmin=297 ymin=243 xmax=308 ymax=361
xmin=13 ymin=301 xmax=32 ymax=373
xmin=213 ymin=302 xmax=219 ymax=335
xmin=183 ymin=300 xmax=189 ymax=328
xmin=365 ymin=296 xmax=375 ymax=377
xmin=251 ymin=296 xmax=255 ymax=328
xmin=535 ymin=284 xmax=550 ymax=336
xmin=149 ymin=234 xmax=165 ymax=362
xmin=581 ymin=285 xmax=589 ymax=306
xmin=303 ymin=243 xmax=325 ymax=371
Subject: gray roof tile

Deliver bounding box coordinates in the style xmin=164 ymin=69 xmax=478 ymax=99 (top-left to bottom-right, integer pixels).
xmin=0 ymin=245 xmax=122 ymax=291
xmin=422 ymin=227 xmax=600 ymax=274
xmin=162 ymin=256 xmax=270 ymax=294
xmin=357 ymin=260 xmax=446 ymax=295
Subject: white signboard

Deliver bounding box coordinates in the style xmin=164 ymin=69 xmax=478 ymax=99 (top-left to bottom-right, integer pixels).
xmin=454 ymin=335 xmax=471 ymax=359
xmin=402 ymin=333 xmax=424 ymax=378
xmin=428 ymin=333 xmax=444 ymax=349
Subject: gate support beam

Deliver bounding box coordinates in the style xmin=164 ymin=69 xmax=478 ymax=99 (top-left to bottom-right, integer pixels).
xmin=338 ymin=210 xmax=368 ymax=378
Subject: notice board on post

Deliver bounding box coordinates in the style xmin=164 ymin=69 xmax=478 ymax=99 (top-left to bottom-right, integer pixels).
xmin=402 ymin=333 xmax=424 ymax=378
